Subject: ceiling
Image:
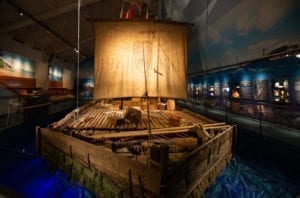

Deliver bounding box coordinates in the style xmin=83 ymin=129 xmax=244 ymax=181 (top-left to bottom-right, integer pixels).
xmin=0 ymin=0 xmax=161 ymax=64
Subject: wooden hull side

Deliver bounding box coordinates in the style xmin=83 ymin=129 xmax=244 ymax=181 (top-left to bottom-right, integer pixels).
xmin=163 ymin=126 xmax=233 ymax=197
xmin=36 ymin=125 xmax=234 ymax=197
xmin=36 ymin=127 xmax=161 ymax=197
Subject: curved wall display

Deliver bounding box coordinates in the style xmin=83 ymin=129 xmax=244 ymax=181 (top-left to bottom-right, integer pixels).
xmin=188 ymin=56 xmax=300 ymax=106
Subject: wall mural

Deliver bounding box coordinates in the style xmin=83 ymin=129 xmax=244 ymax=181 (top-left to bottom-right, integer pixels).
xmin=0 ymin=50 xmax=35 ymax=78
xmin=161 ymin=0 xmax=300 ymax=74
xmin=48 ymin=65 xmax=63 ymax=82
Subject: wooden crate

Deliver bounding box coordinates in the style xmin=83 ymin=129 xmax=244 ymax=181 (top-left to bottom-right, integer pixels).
xmin=125 ymin=107 xmax=142 ymax=125
xmin=169 ymin=115 xmax=184 ymax=127
xmin=106 ymin=116 xmax=125 ymax=126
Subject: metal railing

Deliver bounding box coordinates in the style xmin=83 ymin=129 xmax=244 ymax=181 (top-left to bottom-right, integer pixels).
xmin=177 ymin=96 xmax=300 ymax=131
xmin=0 ymin=83 xmax=24 ymax=130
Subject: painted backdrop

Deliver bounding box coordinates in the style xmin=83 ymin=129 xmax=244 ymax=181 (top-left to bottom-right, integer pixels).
xmin=161 ymin=0 xmax=300 ymax=74
xmin=0 ymin=50 xmax=35 ymax=78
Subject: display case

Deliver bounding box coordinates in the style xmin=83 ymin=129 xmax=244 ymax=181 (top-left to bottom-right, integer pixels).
xmin=193 ymin=84 xmax=202 ymax=104
xmin=0 ymin=75 xmax=50 ymax=121
xmin=239 ymin=80 xmax=252 ymax=99
xmin=214 ymin=82 xmax=221 ymax=96
xmin=208 ymin=85 xmax=215 ymax=96
xmin=272 ymin=79 xmax=289 ymax=103
xmin=294 ymin=78 xmax=300 ymax=104
xmin=13 ymin=88 xmax=49 ymax=121
xmin=222 ymin=82 xmax=230 ymax=97
xmin=254 ymin=79 xmax=269 ymax=101
xmin=0 ymin=84 xmax=23 ymax=129
xmin=46 ymin=88 xmax=74 ymax=114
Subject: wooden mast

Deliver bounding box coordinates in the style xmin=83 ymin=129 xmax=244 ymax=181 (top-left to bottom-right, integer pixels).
xmin=142 ymin=43 xmax=152 ymax=145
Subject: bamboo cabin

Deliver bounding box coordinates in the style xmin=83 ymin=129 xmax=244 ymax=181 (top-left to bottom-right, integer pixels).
xmin=36 ymin=20 xmax=235 ymax=197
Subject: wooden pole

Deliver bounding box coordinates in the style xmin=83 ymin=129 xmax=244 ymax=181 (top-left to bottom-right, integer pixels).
xmin=35 ymin=126 xmax=41 ymax=157
xmin=142 ymin=44 xmax=152 ymax=145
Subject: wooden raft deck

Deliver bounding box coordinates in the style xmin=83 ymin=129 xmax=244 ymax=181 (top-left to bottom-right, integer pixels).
xmin=49 ymin=101 xmax=215 ymax=133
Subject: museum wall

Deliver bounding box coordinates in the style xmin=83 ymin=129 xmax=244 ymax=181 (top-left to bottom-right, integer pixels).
xmin=0 ymin=34 xmax=75 ymax=90
xmin=63 ymin=69 xmax=73 ymax=90
xmin=161 ymin=0 xmax=300 ymax=74
xmin=35 ymin=61 xmax=48 ymax=89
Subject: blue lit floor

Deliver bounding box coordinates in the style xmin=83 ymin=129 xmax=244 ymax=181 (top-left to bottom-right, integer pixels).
xmin=0 ymin=156 xmax=92 ymax=197
xmin=205 ymin=128 xmax=300 ymax=197
xmin=0 ymin=111 xmax=93 ymax=197
xmin=0 ymin=111 xmax=299 ymax=197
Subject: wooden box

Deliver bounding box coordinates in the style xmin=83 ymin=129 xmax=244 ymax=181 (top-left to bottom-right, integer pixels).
xmin=169 ymin=115 xmax=183 ymax=127
xmin=106 ymin=116 xmax=125 ymax=126
xmin=125 ymin=107 xmax=142 ymax=125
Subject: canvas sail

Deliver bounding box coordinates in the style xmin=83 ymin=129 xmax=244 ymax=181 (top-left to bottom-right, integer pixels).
xmin=94 ymin=20 xmax=190 ymax=100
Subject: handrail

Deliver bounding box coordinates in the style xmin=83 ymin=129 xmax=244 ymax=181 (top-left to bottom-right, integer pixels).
xmin=0 ymin=81 xmax=21 ymax=97
xmin=193 ymin=95 xmax=300 ymax=111
xmin=177 ymin=97 xmax=300 ymax=131
xmin=0 ymin=95 xmax=21 ymax=99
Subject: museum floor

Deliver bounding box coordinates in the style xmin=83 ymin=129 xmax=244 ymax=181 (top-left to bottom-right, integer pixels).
xmin=0 ymin=108 xmax=299 ymax=197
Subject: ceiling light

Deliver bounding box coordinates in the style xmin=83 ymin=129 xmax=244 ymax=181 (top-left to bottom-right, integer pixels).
xmin=19 ymin=11 xmax=23 ymax=16
xmin=296 ymin=54 xmax=300 ymax=59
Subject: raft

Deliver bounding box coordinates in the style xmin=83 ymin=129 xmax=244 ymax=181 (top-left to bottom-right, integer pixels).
xmin=35 ymin=100 xmax=235 ymax=197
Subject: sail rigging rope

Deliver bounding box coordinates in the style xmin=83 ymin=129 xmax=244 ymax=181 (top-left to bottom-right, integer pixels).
xmin=142 ymin=44 xmax=152 ymax=145
xmin=76 ymin=0 xmax=81 ymax=119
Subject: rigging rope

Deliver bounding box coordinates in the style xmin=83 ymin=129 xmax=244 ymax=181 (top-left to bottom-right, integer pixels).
xmin=76 ymin=0 xmax=81 ymax=119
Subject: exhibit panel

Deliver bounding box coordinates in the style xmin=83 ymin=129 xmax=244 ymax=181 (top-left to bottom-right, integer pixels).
xmin=254 ymin=79 xmax=268 ymax=101
xmin=239 ymin=80 xmax=252 ymax=100
xmin=295 ymin=77 xmax=300 ymax=103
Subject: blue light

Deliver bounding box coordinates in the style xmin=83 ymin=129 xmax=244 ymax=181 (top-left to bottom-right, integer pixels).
xmin=256 ymin=72 xmax=267 ymax=80
xmin=0 ymin=157 xmax=92 ymax=198
xmin=241 ymin=75 xmax=250 ymax=82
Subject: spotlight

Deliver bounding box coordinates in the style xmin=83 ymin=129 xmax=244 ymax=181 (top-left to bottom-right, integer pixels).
xmin=296 ymin=54 xmax=300 ymax=59
xmin=19 ymin=11 xmax=23 ymax=16
xmin=74 ymin=48 xmax=79 ymax=53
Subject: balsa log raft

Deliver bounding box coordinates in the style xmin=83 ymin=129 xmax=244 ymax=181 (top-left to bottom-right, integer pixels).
xmin=48 ymin=100 xmax=216 ymax=133
xmin=37 ymin=100 xmax=234 ymax=196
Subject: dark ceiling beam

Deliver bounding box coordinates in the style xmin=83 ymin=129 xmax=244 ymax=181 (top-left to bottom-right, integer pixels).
xmin=4 ymin=0 xmax=88 ymax=60
xmin=53 ymin=37 xmax=94 ymax=54
xmin=0 ymin=0 xmax=100 ymax=33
